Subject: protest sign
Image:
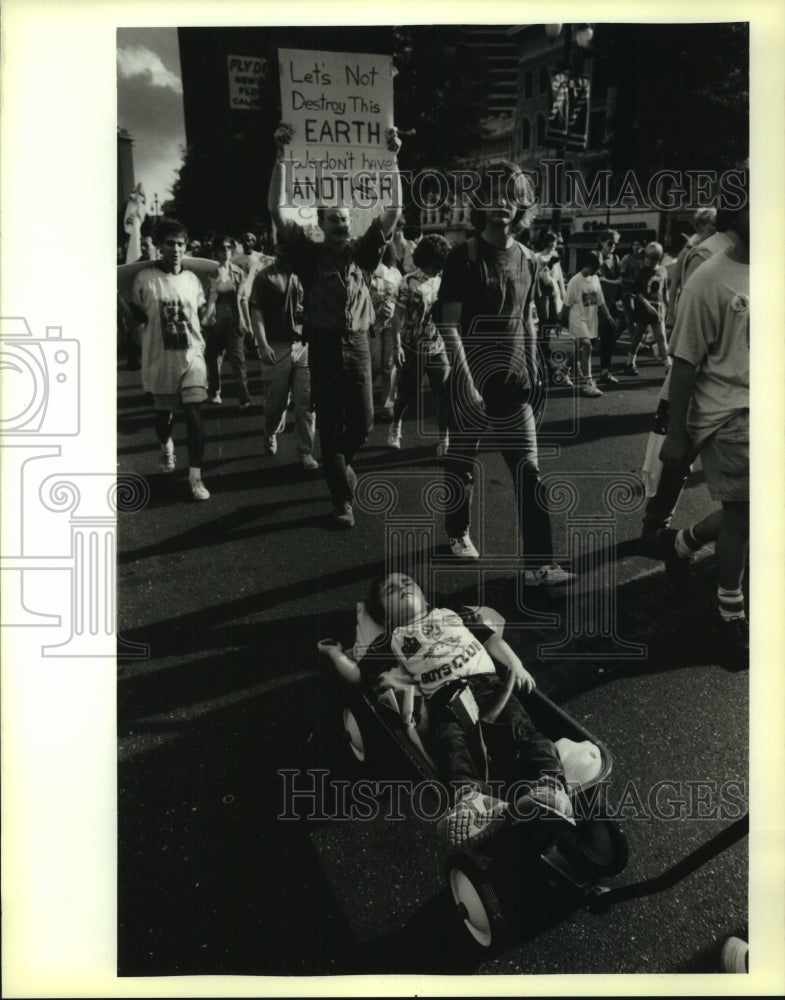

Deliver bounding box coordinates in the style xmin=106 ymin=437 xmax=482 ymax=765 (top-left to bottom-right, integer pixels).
xmin=228 ymin=54 xmax=268 ymax=110
xmin=277 ymin=48 xmax=395 ymax=233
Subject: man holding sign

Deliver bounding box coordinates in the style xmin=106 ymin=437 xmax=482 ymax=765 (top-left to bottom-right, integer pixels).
xmin=268 ymin=119 xmax=402 ymax=529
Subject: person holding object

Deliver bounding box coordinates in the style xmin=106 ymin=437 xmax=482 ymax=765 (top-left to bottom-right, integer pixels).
xmin=658 ymin=203 xmax=750 ymax=669
xmin=268 ymin=120 xmax=403 ymax=528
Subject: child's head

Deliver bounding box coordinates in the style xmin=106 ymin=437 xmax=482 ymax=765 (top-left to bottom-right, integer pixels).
xmin=413 ymin=233 xmax=451 ymax=276
xmin=644 ymin=241 xmax=664 ymax=264
xmin=366 ymin=573 xmax=428 ymax=629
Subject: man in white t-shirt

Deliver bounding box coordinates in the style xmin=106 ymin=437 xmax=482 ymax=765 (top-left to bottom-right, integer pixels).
xmin=659 ymin=204 xmax=750 ymax=668
xmin=562 ymin=258 xmax=617 ymax=398
xmin=131 ymin=219 xmax=211 ymax=501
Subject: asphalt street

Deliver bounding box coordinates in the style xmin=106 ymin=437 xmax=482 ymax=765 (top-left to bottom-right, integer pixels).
xmin=117 ymin=340 xmax=748 ymax=978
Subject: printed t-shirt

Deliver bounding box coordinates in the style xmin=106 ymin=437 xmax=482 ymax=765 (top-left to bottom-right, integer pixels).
xmin=564 ymin=272 xmax=605 ymax=339
xmin=131 ymin=265 xmax=206 ymax=395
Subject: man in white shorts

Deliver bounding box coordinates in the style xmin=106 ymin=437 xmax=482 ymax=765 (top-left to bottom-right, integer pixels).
xmin=131 ymin=219 xmax=211 ymax=501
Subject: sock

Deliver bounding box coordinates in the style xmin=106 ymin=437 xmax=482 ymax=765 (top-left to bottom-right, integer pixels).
xmin=674 ymin=527 xmax=702 ymax=559
xmin=718 ymin=586 xmax=745 ymax=622
xmin=161 ymin=438 xmax=174 ymax=453
xmin=189 ymin=466 xmax=201 ymax=483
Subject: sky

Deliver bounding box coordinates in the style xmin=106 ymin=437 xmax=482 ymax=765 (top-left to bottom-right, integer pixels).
xmin=117 ymin=27 xmax=186 ymax=209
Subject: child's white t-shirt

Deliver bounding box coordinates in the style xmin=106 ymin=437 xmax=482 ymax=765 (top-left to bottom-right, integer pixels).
xmin=565 ymin=272 xmax=605 ymax=340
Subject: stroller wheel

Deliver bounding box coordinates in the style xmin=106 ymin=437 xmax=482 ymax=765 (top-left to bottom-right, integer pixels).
xmin=446 ymin=854 xmax=506 ymax=948
xmin=341 ymin=705 xmax=367 ymax=763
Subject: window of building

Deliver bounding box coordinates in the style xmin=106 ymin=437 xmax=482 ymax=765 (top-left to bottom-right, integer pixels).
xmin=539 ymin=64 xmax=550 ymax=95
xmin=536 ymin=113 xmax=546 ymax=148
xmin=523 ymin=70 xmax=532 ymax=100
xmin=521 ymin=118 xmax=531 ymax=150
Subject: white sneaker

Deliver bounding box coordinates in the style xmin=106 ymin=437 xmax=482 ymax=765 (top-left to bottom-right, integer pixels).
xmin=438 ymin=787 xmax=508 ymax=849
xmin=239 ymin=400 xmax=253 ymax=411
xmin=581 ymin=380 xmax=603 ymax=397
xmin=436 ymin=434 xmax=449 ymax=459
xmin=524 ymin=563 xmax=576 ymax=587
xmin=387 ymin=422 xmax=402 ymax=449
xmin=189 ymin=478 xmax=210 ymax=501
xmin=300 ymin=454 xmax=319 ymax=471
xmin=158 ymin=442 xmax=176 ymax=473
xmin=512 ymin=778 xmax=575 ymax=826
xmin=208 ymin=392 xmax=222 ymax=405
xmin=264 ymin=435 xmax=278 ymax=455
xmin=448 ymin=533 xmax=479 ymax=559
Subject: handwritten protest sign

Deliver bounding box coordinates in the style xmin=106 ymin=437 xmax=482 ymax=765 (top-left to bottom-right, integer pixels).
xmin=228 ymin=54 xmax=268 ymax=110
xmin=278 ymin=48 xmax=395 ymax=233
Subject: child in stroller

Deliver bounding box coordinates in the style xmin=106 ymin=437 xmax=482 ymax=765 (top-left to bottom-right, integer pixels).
xmin=318 ymin=572 xmax=575 ymax=848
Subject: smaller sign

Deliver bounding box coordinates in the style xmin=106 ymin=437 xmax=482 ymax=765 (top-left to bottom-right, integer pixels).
xmin=228 ymin=55 xmax=268 ymax=111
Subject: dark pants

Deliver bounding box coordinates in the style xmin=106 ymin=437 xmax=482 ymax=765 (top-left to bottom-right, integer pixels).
xmin=598 ymin=311 xmax=618 ymax=370
xmin=204 ymin=297 xmax=250 ymax=404
xmin=444 ymin=393 xmax=554 ymax=566
xmin=308 ymin=330 xmax=373 ymax=505
xmin=392 ymin=345 xmax=450 ymax=435
xmin=432 ymin=675 xmax=564 ymax=798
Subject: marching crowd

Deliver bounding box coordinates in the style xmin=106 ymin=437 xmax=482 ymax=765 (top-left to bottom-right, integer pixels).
xmin=118 ymin=124 xmax=750 ymax=671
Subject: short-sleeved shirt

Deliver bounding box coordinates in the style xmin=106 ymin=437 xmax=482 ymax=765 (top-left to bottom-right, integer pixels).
xmin=620 ymin=252 xmax=645 ymax=293
xmin=359 ymin=606 xmax=496 ymax=697
xmin=438 ymin=236 xmax=537 ymax=412
xmin=671 ymin=251 xmax=749 ymax=447
xmin=564 ymin=272 xmax=605 ymax=339
xmin=396 ymin=268 xmax=444 ymax=355
xmin=249 ymin=262 xmax=304 ymax=346
xmin=592 ymin=250 xmax=622 ymax=305
xmin=284 ymin=218 xmax=391 ymax=339
xmin=634 ymin=264 xmax=668 ymax=321
xmin=131 ymin=265 xmax=206 ymax=395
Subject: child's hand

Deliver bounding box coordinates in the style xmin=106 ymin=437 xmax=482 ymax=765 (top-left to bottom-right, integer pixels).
xmin=511 ymin=659 xmax=535 ymax=693
xmin=317 ymin=638 xmax=343 ymax=655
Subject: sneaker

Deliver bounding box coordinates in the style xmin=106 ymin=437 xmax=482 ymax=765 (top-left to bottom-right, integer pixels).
xmin=436 ymin=435 xmax=449 ymax=460
xmin=263 ymin=435 xmax=278 ymax=455
xmin=716 ymin=615 xmax=749 ymax=671
xmin=524 ymin=564 xmax=576 ymax=587
xmin=300 ymin=454 xmax=319 ymax=471
xmin=512 ymin=778 xmax=575 ymax=826
xmin=581 ymin=380 xmax=603 ymax=397
xmin=438 ymin=786 xmax=508 ymax=849
xmin=599 ymin=371 xmax=619 ymax=385
xmin=331 ymin=501 xmax=355 ymax=529
xmin=189 ymin=478 xmax=210 ymax=502
xmin=623 ymin=363 xmax=639 ymax=376
xmin=387 ymin=422 xmax=402 ymax=449
xmin=207 ymin=392 xmax=222 ymax=405
xmin=239 ymin=400 xmax=253 ymax=411
xmin=448 ymin=533 xmax=479 ymax=559
xmin=158 ymin=442 xmax=176 ymax=473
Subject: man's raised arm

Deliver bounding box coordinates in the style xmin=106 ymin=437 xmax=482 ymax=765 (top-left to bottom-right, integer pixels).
xmin=379 ymin=127 xmax=403 ymax=237
xmin=268 ymin=122 xmax=297 ymax=240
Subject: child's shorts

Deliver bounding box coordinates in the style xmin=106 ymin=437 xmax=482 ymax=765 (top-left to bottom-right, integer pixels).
xmin=699 ymin=411 xmax=749 ymax=502
xmin=153 ymin=355 xmax=208 ymax=409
